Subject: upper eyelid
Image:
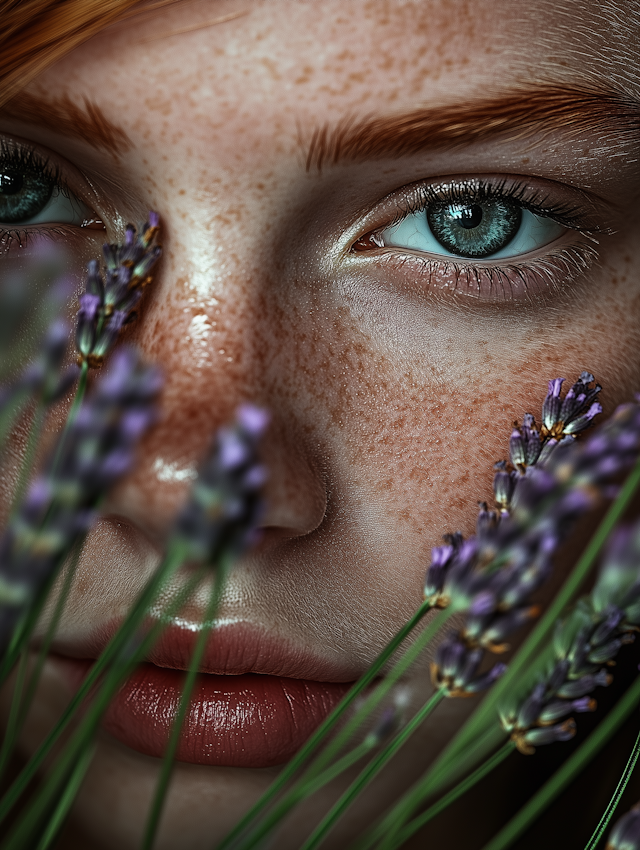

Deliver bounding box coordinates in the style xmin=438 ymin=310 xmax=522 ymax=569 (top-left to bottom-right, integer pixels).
xmin=347 ymin=173 xmax=611 ymax=251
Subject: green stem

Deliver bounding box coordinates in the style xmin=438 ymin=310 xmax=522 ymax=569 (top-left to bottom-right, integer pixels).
xmin=0 ymin=537 xmax=85 ymax=781
xmin=218 ymin=600 xmax=438 ymax=850
xmin=584 ymin=723 xmax=640 ymax=850
xmin=33 ymin=744 xmax=96 ymax=850
xmin=49 ymin=360 xmax=88 ymax=479
xmin=385 ymin=741 xmax=516 ymax=850
xmin=232 ymin=608 xmax=451 ymax=850
xmin=482 ymin=674 xmax=640 ymax=850
xmin=142 ymin=561 xmax=230 ymax=850
xmin=0 ymin=563 xmax=206 ymax=849
xmin=0 ymin=651 xmax=29 ymax=780
xmin=232 ymin=738 xmax=378 ymax=850
xmin=0 ymin=540 xmax=191 ymax=827
xmin=7 ymin=400 xmax=46 ymax=519
xmin=353 ymin=720 xmax=507 ymax=850
xmin=300 ymin=691 xmax=445 ymax=850
xmin=422 ymin=453 xmax=640 ymax=790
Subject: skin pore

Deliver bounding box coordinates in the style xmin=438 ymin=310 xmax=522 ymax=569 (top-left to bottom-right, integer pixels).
xmin=1 ymin=0 xmax=640 ymax=846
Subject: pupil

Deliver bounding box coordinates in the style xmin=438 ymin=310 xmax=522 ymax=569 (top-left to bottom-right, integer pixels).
xmin=455 ymin=204 xmax=483 ymax=230
xmin=0 ymin=171 xmax=23 ymax=196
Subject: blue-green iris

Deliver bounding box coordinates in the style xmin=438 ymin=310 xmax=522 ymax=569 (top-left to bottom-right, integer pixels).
xmin=427 ymin=198 xmax=522 ymax=259
xmin=0 ymin=168 xmax=54 ymax=223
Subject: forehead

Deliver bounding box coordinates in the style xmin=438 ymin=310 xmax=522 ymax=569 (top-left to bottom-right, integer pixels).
xmin=25 ymin=0 xmax=639 ymax=128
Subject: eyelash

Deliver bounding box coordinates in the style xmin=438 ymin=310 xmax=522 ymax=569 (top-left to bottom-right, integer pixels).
xmin=0 ymin=141 xmax=86 ymax=252
xmin=353 ymin=178 xmax=603 ymax=302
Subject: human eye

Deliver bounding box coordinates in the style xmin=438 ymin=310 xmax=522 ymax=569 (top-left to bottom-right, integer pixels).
xmin=0 ymin=139 xmax=97 ymax=235
xmin=351 ymin=176 xmax=603 ymax=302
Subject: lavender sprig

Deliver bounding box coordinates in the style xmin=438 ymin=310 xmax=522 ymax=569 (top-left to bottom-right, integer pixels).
xmin=424 ymin=372 xmax=603 ymax=610
xmin=0 ymin=346 xmax=161 ymax=659
xmin=428 ymin=378 xmax=640 ymax=711
xmin=501 ymin=513 xmax=640 ymax=755
xmin=75 ymin=213 xmax=161 ymax=368
xmin=0 ymin=241 xmax=72 ymax=382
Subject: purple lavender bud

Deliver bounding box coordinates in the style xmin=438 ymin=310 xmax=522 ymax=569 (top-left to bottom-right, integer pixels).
xmin=556 ymin=669 xmax=612 ymax=698
xmin=590 ymin=607 xmax=624 ymax=646
xmin=523 ymin=719 xmax=576 ymax=749
xmin=517 ymin=681 xmax=547 ymax=729
xmin=469 ymin=589 xmax=496 ymax=618
xmin=99 ymin=449 xmax=134 ymax=481
xmin=510 ymin=427 xmax=526 ymax=468
xmin=588 ymin=636 xmax=628 ymax=664
xmin=242 ymin=464 xmax=268 ymax=490
xmin=424 ymin=543 xmax=455 ymax=603
xmin=493 ymin=461 xmax=517 ymax=512
xmin=462 ymin=662 xmax=507 ymax=694
xmin=86 ymin=260 xmax=104 ymax=298
xmin=607 ymin=804 xmax=640 ymax=849
xmin=148 ymin=211 xmax=160 ymax=230
xmin=435 ymin=633 xmax=466 ymax=678
xmin=237 ymin=403 xmax=270 ymax=438
xmin=479 ymin=604 xmax=540 ymax=648
xmin=173 ymin=405 xmax=269 ymax=565
xmin=0 ymin=347 xmax=161 ymax=655
xmin=542 ymin=377 xmax=565 ymax=431
xmin=76 ymin=217 xmax=162 ymax=367
xmin=78 ymin=293 xmax=101 ymax=323
xmin=563 ymin=401 xmax=603 ymax=435
xmin=538 ymin=696 xmax=596 ymax=723
xmin=219 ymin=428 xmax=250 ymax=470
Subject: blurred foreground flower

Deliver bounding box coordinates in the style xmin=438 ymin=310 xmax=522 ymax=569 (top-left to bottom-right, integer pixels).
xmin=0 ymin=347 xmax=162 ymax=655
xmin=0 ymin=240 xmax=73 ymax=383
xmin=173 ymin=404 xmax=269 ymax=566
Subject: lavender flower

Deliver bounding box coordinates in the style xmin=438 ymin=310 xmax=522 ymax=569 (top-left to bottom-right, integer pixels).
xmin=430 ymin=632 xmax=507 ymax=697
xmin=0 ymin=240 xmax=72 ymax=382
xmin=428 ymin=378 xmax=640 ymax=708
xmin=541 ymin=372 xmax=602 ymax=440
xmin=173 ymin=404 xmax=269 ymax=566
xmin=607 ymin=804 xmax=640 ymax=849
xmin=0 ymin=347 xmax=161 ymax=656
xmin=424 ymin=373 xmax=603 ymax=609
xmin=499 ymin=515 xmax=640 ymax=755
xmin=76 ymin=213 xmax=161 ymax=368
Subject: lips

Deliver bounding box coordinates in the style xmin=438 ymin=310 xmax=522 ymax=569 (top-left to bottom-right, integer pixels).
xmin=51 ymin=622 xmax=355 ymax=768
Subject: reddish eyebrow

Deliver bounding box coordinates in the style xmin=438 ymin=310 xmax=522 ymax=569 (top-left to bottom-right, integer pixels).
xmin=305 ymin=85 xmax=640 ymax=171
xmin=0 ymin=92 xmax=131 ymax=155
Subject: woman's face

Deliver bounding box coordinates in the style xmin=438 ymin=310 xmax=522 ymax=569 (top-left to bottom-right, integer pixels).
xmin=1 ymin=0 xmax=640 ymax=846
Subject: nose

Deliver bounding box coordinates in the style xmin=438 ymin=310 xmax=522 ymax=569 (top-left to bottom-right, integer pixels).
xmin=102 ymin=274 xmax=328 ymax=553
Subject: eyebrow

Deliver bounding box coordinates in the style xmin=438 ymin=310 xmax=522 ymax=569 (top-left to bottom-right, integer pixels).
xmin=0 ymin=92 xmax=131 ymax=155
xmin=305 ymin=85 xmax=640 ymax=171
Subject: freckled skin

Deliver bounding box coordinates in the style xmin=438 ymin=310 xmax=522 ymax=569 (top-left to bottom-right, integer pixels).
xmin=1 ymin=0 xmax=640 ymax=847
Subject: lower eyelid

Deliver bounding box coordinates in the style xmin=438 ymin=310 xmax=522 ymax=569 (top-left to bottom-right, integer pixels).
xmin=350 ymin=237 xmax=599 ymax=305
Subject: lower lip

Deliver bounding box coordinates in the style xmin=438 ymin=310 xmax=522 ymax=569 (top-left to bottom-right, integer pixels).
xmin=54 ymin=657 xmax=352 ymax=768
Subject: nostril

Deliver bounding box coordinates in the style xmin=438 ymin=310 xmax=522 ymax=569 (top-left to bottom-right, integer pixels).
xmin=256 ymin=427 xmax=327 ymax=540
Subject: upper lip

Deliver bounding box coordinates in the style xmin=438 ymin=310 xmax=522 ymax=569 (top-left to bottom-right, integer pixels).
xmin=51 ymin=620 xmax=358 ymax=683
